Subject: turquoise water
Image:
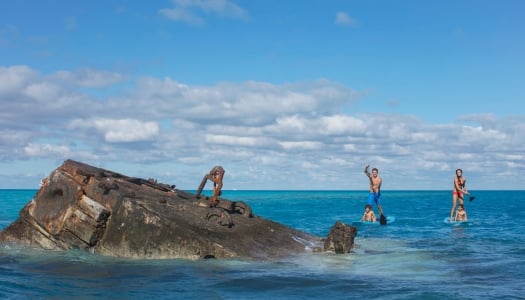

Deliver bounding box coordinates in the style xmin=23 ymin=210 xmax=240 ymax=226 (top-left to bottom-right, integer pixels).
xmin=1 ymin=190 xmax=524 ymax=299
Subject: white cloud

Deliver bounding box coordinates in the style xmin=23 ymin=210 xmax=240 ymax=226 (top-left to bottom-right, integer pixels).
xmin=319 ymin=115 xmax=366 ymax=135
xmin=24 ymin=143 xmax=72 ymax=157
xmin=275 ymin=115 xmax=307 ymax=132
xmin=115 ymin=78 xmax=360 ymax=127
xmin=22 ymin=82 xmax=63 ymax=100
xmin=159 ymin=7 xmax=205 ymax=25
xmin=280 ymin=141 xmax=322 ymax=150
xmin=0 ymin=66 xmax=93 ymax=130
xmin=159 ymin=0 xmax=248 ymax=24
xmin=204 ymin=134 xmax=267 ymax=147
xmin=70 ymin=118 xmax=160 ymax=143
xmin=23 ymin=143 xmax=90 ymax=160
xmin=334 ymin=11 xmax=358 ymax=27
xmin=0 ymin=65 xmax=39 ymax=96
xmin=1 ymin=65 xmax=524 ymax=189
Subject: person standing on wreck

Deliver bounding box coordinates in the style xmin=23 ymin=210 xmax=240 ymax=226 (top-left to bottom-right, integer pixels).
xmin=195 ymin=166 xmax=225 ymax=207
xmin=364 ymin=164 xmax=387 ymax=224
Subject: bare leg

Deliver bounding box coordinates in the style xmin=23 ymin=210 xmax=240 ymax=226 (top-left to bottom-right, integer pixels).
xmin=458 ymin=195 xmax=465 ymax=206
xmin=450 ymin=194 xmax=457 ymax=221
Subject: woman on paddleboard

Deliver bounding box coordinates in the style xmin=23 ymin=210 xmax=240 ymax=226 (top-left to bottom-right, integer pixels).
xmin=450 ymin=168 xmax=469 ymax=222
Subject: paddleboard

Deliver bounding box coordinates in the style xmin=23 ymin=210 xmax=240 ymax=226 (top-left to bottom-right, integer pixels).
xmin=443 ymin=217 xmax=470 ymax=225
xmin=353 ymin=216 xmax=396 ymax=226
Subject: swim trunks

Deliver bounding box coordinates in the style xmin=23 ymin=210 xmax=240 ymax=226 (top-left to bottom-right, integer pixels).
xmin=368 ymin=192 xmax=381 ymax=205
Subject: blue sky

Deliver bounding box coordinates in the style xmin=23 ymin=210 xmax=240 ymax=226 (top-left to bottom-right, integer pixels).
xmin=1 ymin=0 xmax=524 ymax=190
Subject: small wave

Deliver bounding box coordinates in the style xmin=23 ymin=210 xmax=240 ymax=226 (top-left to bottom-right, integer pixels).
xmin=292 ymin=235 xmax=323 ymax=252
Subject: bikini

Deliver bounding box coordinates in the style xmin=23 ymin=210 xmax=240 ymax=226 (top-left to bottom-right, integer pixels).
xmin=452 ymin=178 xmax=465 ymax=196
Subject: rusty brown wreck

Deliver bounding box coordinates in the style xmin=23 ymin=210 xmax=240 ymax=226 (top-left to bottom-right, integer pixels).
xmin=0 ymin=160 xmax=356 ymax=259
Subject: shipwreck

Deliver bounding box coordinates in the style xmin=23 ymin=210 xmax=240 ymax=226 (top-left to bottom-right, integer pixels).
xmin=0 ymin=160 xmax=357 ymax=260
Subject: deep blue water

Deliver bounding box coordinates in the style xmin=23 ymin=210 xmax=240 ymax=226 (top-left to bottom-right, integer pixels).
xmin=1 ymin=189 xmax=524 ymax=299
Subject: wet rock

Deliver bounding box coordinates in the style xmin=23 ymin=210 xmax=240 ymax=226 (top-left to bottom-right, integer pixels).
xmin=323 ymin=221 xmax=357 ymax=254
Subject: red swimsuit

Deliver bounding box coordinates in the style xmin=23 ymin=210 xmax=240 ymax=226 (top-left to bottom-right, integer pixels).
xmin=452 ymin=178 xmax=464 ymax=196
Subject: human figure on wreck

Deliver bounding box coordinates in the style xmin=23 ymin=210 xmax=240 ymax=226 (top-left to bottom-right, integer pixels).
xmin=195 ymin=166 xmax=225 ymax=207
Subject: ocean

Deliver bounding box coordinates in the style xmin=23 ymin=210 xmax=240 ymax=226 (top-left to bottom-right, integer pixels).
xmin=1 ymin=189 xmax=524 ymax=299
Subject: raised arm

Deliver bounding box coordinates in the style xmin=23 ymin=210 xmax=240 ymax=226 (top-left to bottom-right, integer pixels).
xmin=364 ymin=164 xmax=371 ymax=178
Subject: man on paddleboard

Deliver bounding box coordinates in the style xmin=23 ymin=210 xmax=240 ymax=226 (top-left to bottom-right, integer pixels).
xmin=364 ymin=164 xmax=387 ymax=225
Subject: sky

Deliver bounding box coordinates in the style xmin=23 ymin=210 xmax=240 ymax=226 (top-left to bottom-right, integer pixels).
xmin=0 ymin=0 xmax=524 ymax=190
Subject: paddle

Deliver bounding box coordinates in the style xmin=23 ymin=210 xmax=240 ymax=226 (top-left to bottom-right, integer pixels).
xmin=464 ymin=191 xmax=475 ymax=202
xmin=379 ymin=214 xmax=387 ymax=225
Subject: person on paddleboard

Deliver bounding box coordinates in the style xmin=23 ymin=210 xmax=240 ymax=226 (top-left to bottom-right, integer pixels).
xmin=455 ymin=203 xmax=468 ymax=221
xmin=450 ymin=168 xmax=470 ymax=222
xmin=364 ymin=164 xmax=386 ymax=224
xmin=361 ymin=204 xmax=377 ymax=222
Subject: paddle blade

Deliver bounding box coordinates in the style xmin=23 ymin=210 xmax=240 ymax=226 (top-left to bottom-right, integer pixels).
xmin=380 ymin=214 xmax=387 ymax=225
xmin=469 ymin=196 xmax=475 ymax=202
